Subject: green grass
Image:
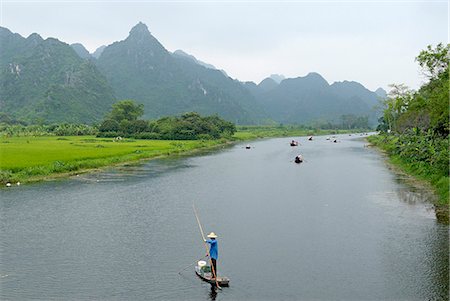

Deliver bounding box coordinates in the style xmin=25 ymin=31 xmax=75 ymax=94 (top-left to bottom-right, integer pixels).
xmin=0 ymin=136 xmax=223 ymax=183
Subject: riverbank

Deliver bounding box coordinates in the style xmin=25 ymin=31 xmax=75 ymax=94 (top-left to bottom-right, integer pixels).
xmin=0 ymin=136 xmax=229 ymax=185
xmin=0 ymin=127 xmax=363 ymax=185
xmin=368 ymin=134 xmax=449 ymax=224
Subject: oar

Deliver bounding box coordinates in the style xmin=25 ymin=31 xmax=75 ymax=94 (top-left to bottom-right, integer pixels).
xmin=178 ymin=255 xmax=207 ymax=274
xmin=193 ymin=203 xmax=221 ymax=290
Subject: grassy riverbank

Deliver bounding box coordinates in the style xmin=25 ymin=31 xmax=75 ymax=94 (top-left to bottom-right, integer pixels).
xmin=368 ymin=134 xmax=449 ymax=224
xmin=0 ymin=127 xmax=364 ymax=185
xmin=0 ymin=136 xmax=226 ymax=184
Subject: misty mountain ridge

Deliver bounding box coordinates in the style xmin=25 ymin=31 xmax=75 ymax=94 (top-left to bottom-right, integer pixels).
xmin=0 ymin=26 xmax=116 ymax=123
xmin=1 ymin=22 xmax=383 ymax=125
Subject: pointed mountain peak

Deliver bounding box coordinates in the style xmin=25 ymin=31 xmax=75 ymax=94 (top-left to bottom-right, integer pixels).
xmin=71 ymin=43 xmax=91 ymax=59
xmin=129 ymin=22 xmax=151 ymax=37
xmin=27 ymin=32 xmax=43 ymax=42
xmin=375 ymin=87 xmax=387 ymax=98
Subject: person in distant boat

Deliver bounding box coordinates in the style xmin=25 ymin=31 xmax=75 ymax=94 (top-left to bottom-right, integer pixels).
xmin=205 ymin=232 xmax=218 ymax=279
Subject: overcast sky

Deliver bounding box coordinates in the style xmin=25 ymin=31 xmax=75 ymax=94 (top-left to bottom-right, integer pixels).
xmin=1 ymin=0 xmax=448 ymax=91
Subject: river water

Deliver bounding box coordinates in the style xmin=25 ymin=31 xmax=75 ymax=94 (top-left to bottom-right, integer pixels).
xmin=1 ymin=134 xmax=448 ymax=300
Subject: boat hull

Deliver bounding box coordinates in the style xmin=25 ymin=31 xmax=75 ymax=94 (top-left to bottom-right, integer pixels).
xmin=195 ymin=266 xmax=230 ymax=286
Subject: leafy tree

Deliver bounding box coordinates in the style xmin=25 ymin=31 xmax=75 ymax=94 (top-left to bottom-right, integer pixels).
xmin=99 ymin=119 xmax=120 ymax=132
xmin=107 ymin=100 xmax=144 ymax=122
xmin=415 ymin=43 xmax=449 ymax=80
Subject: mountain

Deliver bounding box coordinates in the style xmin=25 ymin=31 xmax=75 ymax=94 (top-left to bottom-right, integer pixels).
xmin=96 ymin=22 xmax=266 ymax=124
xmin=258 ymin=77 xmax=278 ymax=93
xmin=0 ymin=23 xmax=383 ymax=126
xmin=269 ymin=74 xmax=285 ymax=84
xmin=375 ymin=87 xmax=387 ymax=98
xmin=92 ymin=45 xmax=106 ymax=59
xmin=71 ymin=43 xmax=91 ymax=59
xmin=172 ymin=49 xmax=216 ymax=69
xmin=252 ymin=72 xmax=380 ymax=125
xmin=0 ymin=27 xmax=116 ymax=123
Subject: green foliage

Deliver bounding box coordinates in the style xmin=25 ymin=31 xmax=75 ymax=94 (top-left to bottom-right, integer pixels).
xmin=107 ymin=100 xmax=144 ymax=122
xmin=372 ymin=44 xmax=449 ymax=219
xmin=0 ymin=123 xmax=98 ymax=137
xmin=379 ymin=44 xmax=449 ymax=136
xmin=98 ymin=109 xmax=235 ymax=140
xmin=99 ymin=119 xmax=119 ymax=132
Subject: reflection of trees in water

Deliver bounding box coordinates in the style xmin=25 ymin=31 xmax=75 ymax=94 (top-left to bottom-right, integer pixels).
xmin=394 ymin=174 xmax=436 ymax=204
xmin=424 ymin=224 xmax=449 ymax=299
xmin=395 ymin=188 xmax=436 ymax=206
xmin=393 ymin=177 xmax=449 ymax=298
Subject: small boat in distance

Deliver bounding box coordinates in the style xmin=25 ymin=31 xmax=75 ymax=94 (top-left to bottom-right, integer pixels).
xmin=290 ymin=140 xmax=298 ymax=146
xmin=195 ymin=260 xmax=230 ymax=287
xmin=308 ymin=136 xmax=313 ymax=141
xmin=294 ymin=155 xmax=303 ymax=163
xmin=245 ymin=144 xmax=251 ymax=149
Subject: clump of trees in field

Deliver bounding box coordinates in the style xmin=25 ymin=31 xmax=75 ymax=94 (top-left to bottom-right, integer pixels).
xmin=370 ymin=43 xmax=449 ymax=216
xmin=97 ymin=100 xmax=236 ymax=140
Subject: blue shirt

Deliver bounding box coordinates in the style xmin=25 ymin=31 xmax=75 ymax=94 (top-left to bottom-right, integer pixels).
xmin=206 ymin=239 xmax=218 ymax=259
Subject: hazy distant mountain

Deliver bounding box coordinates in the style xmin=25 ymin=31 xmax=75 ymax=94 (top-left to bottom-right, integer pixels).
xmin=172 ymin=49 xmax=228 ymax=77
xmin=0 ymin=27 xmax=116 ymax=123
xmin=269 ymin=74 xmax=285 ymax=84
xmin=251 ymin=72 xmax=380 ymax=125
xmin=375 ymin=87 xmax=387 ymax=98
xmin=92 ymin=45 xmax=106 ymax=59
xmin=172 ymin=49 xmax=216 ymax=69
xmin=96 ymin=22 xmax=266 ymax=124
xmin=71 ymin=43 xmax=91 ymax=59
xmin=258 ymin=77 xmax=278 ymax=93
xmin=0 ymin=23 xmax=383 ymax=126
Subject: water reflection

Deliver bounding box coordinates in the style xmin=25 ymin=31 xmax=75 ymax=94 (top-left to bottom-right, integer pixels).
xmin=208 ymin=285 xmax=218 ymax=300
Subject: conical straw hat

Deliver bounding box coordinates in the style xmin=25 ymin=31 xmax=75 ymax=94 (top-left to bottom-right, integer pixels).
xmin=207 ymin=232 xmax=218 ymax=238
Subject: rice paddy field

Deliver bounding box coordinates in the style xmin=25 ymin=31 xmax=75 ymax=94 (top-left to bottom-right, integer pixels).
xmin=0 ymin=136 xmax=223 ymax=183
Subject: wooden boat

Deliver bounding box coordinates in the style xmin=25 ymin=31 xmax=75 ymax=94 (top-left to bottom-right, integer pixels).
xmin=294 ymin=155 xmax=303 ymax=163
xmin=195 ymin=265 xmax=230 ymax=287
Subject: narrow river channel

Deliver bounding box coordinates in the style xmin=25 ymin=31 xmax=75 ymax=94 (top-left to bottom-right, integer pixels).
xmin=1 ymin=134 xmax=448 ymax=300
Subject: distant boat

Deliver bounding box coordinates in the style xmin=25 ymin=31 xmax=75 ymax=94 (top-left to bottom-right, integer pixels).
xmin=294 ymin=155 xmax=303 ymax=163
xmin=195 ymin=261 xmax=230 ymax=287
xmin=308 ymin=136 xmax=313 ymax=141
xmin=245 ymin=144 xmax=251 ymax=149
xmin=290 ymin=140 xmax=298 ymax=146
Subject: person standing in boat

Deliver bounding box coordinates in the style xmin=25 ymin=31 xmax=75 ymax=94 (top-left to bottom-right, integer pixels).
xmin=205 ymin=232 xmax=218 ymax=279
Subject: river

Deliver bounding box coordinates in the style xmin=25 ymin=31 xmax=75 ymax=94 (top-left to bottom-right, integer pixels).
xmin=1 ymin=134 xmax=448 ymax=300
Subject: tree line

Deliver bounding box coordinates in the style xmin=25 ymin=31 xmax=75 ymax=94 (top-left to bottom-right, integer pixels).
xmin=372 ymin=43 xmax=449 ymax=211
xmin=97 ymin=100 xmax=236 ymax=140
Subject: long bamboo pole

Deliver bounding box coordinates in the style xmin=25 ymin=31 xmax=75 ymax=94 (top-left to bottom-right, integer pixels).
xmin=193 ymin=203 xmax=221 ymax=289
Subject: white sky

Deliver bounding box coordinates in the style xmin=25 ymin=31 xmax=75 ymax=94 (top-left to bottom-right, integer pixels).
xmin=1 ymin=0 xmax=448 ymax=91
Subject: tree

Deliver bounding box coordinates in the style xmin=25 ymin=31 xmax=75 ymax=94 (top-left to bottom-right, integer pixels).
xmin=415 ymin=43 xmax=449 ymax=80
xmin=107 ymin=100 xmax=144 ymax=122
xmin=382 ymin=84 xmax=413 ymax=132
xmin=99 ymin=119 xmax=119 ymax=132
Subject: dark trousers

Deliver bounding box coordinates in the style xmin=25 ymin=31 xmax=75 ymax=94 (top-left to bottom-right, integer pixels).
xmin=211 ymin=258 xmax=217 ymax=278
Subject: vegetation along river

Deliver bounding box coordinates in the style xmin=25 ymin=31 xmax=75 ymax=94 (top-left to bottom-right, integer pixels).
xmin=1 ymin=134 xmax=448 ymax=300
